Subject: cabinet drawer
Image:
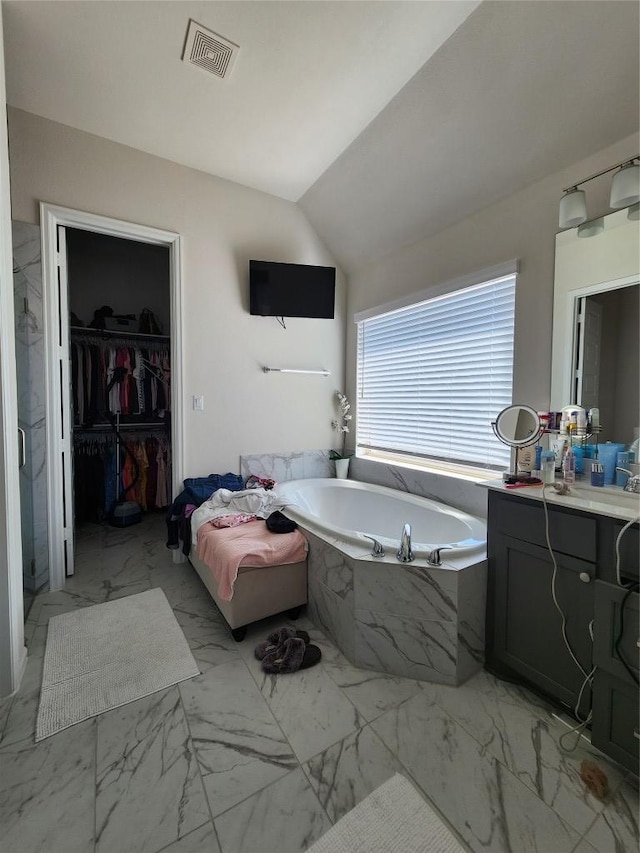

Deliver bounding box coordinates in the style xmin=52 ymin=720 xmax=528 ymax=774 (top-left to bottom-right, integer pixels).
xmin=592 ymin=670 xmax=639 ymax=774
xmin=490 ymin=493 xmax=596 ymax=562
xmin=594 ymin=581 xmax=639 ymax=682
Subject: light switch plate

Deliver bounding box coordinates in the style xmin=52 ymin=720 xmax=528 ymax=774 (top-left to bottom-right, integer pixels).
xmin=192 ymin=395 xmax=204 ymax=411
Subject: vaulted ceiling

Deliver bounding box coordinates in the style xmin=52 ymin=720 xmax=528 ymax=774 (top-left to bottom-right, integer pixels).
xmin=4 ymin=1 xmax=639 ymax=272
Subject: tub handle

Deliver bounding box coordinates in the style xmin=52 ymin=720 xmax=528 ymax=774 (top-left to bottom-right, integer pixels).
xmin=426 ymin=546 xmax=452 ymax=567
xmin=363 ymin=535 xmax=386 ymax=558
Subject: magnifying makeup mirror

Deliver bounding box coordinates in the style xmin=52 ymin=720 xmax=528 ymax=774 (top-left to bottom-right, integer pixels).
xmin=492 ymin=405 xmax=543 ymax=447
xmin=492 ymin=405 xmax=544 ymax=479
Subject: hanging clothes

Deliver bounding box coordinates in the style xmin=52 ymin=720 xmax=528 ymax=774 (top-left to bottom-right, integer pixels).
xmin=73 ymin=428 xmax=171 ymax=522
xmin=70 ymin=331 xmax=170 ymax=427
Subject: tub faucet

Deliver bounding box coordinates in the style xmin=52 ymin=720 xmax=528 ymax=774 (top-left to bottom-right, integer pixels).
xmin=396 ymin=523 xmax=414 ymax=563
xmin=363 ymin=535 xmax=385 ymax=558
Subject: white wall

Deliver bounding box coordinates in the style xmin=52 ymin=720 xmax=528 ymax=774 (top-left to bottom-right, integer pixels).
xmin=8 ymin=108 xmax=345 ymax=478
xmin=346 ymin=134 xmax=640 ymax=418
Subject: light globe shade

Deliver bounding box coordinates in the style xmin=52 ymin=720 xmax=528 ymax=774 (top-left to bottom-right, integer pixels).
xmin=577 ymin=217 xmax=605 ymax=238
xmin=610 ymin=162 xmax=640 ymax=209
xmin=559 ymin=188 xmax=587 ymax=229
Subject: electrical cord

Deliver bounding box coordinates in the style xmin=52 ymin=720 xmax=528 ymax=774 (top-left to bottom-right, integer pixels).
xmin=614 ymin=582 xmax=640 ymax=686
xmin=615 ymin=515 xmax=640 ymax=587
xmin=541 ymin=483 xmax=596 ymax=747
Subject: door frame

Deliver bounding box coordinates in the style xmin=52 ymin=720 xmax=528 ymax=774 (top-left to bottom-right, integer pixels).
xmin=40 ymin=204 xmax=184 ymax=590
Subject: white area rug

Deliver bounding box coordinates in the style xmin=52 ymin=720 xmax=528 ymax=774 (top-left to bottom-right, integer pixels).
xmin=307 ymin=774 xmax=466 ymax=853
xmin=36 ymin=588 xmax=200 ymax=741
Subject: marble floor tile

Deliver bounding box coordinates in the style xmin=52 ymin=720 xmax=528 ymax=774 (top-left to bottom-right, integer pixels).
xmin=0 ymin=693 xmax=11 ymax=740
xmin=180 ymin=660 xmax=297 ymax=816
xmin=0 ymin=719 xmax=96 ymax=853
xmin=321 ymin=655 xmax=425 ymax=722
xmin=96 ymin=686 xmax=209 ymax=853
xmin=159 ymin=821 xmax=221 ymax=853
xmin=582 ymin=777 xmax=639 ymax=852
xmin=255 ymin=660 xmax=364 ymax=763
xmin=0 ymin=650 xmax=45 ymax=747
xmin=430 ymin=670 xmax=626 ymax=836
xmin=371 ymin=691 xmax=581 ymax=853
xmin=303 ymin=724 xmax=405 ymax=823
xmin=214 ymin=767 xmax=332 ymax=853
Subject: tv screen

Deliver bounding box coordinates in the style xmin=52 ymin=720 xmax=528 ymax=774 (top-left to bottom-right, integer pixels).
xmin=249 ymin=260 xmax=335 ymax=319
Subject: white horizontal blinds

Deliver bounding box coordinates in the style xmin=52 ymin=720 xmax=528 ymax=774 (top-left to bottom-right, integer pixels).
xmin=357 ymin=275 xmax=516 ymax=469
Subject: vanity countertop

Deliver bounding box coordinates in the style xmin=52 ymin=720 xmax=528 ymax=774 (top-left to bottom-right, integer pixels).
xmin=480 ymin=479 xmax=640 ymax=522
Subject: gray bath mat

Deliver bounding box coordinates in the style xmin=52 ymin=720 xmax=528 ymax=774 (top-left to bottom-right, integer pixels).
xmin=36 ymin=588 xmax=200 ymax=741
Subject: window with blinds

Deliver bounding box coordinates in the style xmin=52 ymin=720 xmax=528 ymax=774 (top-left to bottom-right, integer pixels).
xmin=356 ymin=273 xmax=516 ymax=470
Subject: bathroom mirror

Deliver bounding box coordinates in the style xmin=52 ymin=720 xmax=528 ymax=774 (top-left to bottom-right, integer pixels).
xmin=492 ymin=405 xmax=542 ymax=447
xmin=551 ymin=208 xmax=640 ymax=444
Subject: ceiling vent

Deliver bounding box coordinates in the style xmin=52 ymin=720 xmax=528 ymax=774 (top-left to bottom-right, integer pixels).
xmin=182 ymin=20 xmax=239 ymax=80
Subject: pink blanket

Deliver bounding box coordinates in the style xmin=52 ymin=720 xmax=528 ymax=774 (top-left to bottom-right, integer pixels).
xmin=196 ymin=520 xmax=307 ymax=601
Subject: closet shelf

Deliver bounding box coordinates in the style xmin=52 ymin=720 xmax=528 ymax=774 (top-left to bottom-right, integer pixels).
xmin=70 ymin=325 xmax=169 ymax=341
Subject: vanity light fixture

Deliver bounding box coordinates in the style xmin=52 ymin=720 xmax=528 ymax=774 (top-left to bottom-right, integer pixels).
xmin=558 ymin=155 xmax=640 ymax=230
xmin=577 ymin=217 xmax=605 ymax=238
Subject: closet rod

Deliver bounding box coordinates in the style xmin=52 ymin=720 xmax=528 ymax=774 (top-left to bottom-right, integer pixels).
xmin=70 ymin=325 xmax=169 ymax=341
xmin=262 ymin=366 xmax=330 ymax=376
xmin=74 ymin=422 xmax=168 ymax=431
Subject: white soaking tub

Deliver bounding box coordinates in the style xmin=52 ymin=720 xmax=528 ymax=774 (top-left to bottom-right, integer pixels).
xmin=275 ymin=477 xmax=486 ymax=559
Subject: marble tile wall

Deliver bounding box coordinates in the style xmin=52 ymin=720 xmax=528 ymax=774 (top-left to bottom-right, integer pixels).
xmin=240 ymin=449 xmax=333 ymax=483
xmin=13 ymin=221 xmax=48 ymax=592
xmin=350 ymin=455 xmax=488 ymax=519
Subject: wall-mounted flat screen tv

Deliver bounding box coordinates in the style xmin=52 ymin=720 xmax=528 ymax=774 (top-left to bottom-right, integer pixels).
xmin=249 ymin=260 xmax=335 ymax=319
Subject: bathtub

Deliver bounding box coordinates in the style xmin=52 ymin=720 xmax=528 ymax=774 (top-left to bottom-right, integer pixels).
xmin=275 ymin=477 xmax=486 ymax=559
xmin=275 ymin=477 xmax=487 ymax=685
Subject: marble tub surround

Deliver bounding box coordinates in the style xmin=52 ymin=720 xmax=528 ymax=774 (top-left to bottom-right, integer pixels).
xmin=240 ymin=449 xmax=333 ymax=483
xmin=305 ymin=527 xmax=487 ymax=685
xmin=350 ymin=454 xmax=489 ymax=519
xmin=3 ymin=513 xmax=637 ymax=853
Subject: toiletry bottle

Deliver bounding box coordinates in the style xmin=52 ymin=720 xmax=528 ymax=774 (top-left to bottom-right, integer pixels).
xmin=591 ymin=461 xmax=604 ymax=487
xmin=572 ymin=444 xmax=584 ymax=478
xmin=588 ymin=408 xmax=600 ymax=433
xmin=563 ymin=446 xmax=576 ymax=484
xmin=541 ymin=450 xmax=555 ymax=484
xmin=552 ymin=437 xmax=566 ymax=470
xmin=517 ymin=445 xmax=535 ymax=474
xmin=534 ymin=444 xmax=542 ymax=472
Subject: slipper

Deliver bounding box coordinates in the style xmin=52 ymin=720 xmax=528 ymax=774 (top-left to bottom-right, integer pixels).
xmin=254 ymin=626 xmax=310 ymax=661
xmin=261 ymin=637 xmax=322 ymax=674
xmin=267 ymin=626 xmax=310 ymax=646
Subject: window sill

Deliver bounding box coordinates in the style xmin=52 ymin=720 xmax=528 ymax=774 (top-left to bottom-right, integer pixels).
xmin=357 ymin=449 xmax=501 ymax=485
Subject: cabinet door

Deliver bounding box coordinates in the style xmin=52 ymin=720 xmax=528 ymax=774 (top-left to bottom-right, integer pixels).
xmin=594 ymin=581 xmax=639 ymax=683
xmin=592 ymin=670 xmax=639 ymax=774
xmin=489 ymin=535 xmax=595 ymax=715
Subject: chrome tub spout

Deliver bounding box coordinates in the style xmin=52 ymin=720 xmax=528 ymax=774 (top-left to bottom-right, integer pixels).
xmin=396 ymin=523 xmax=414 ymax=563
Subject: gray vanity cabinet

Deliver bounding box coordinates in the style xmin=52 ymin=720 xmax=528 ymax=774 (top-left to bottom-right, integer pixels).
xmin=488 ymin=530 xmax=595 ymax=718
xmin=486 ymin=489 xmax=639 ymax=773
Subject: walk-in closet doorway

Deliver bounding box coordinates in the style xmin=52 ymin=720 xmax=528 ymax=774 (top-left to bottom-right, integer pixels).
xmin=40 ymin=204 xmax=184 ymax=590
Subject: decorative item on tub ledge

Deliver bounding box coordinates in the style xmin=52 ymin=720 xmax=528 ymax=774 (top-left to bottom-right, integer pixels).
xmin=331 ymin=390 xmax=353 ymax=478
